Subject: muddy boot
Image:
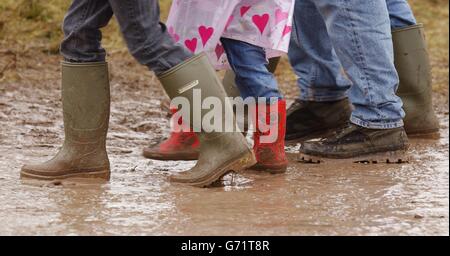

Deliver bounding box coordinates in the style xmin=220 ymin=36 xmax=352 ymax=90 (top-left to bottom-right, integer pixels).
xmin=141 ymin=70 xmax=243 ymax=162
xmin=299 ymin=123 xmax=409 ymax=162
xmin=142 ymin=57 xmax=280 ymax=163
xmin=160 ymin=54 xmax=256 ymax=187
xmin=142 ymin=108 xmax=200 ymax=161
xmin=393 ymin=24 xmax=440 ymax=137
xmin=140 ymin=71 xmax=242 ymax=162
xmin=251 ymin=100 xmax=288 ymax=174
xmin=21 ymin=62 xmax=111 ymax=181
xmin=285 ymin=98 xmax=352 ymax=144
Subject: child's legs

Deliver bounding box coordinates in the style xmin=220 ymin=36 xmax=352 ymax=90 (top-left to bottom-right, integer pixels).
xmin=220 ymin=38 xmax=283 ymax=101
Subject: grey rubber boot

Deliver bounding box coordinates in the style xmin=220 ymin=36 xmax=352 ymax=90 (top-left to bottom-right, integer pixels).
xmin=393 ymin=24 xmax=440 ymax=137
xmin=21 ymin=62 xmax=111 ymax=181
xmin=159 ymin=53 xmax=256 ymax=187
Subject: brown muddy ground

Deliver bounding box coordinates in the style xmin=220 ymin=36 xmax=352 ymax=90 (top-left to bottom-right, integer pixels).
xmin=0 ymin=52 xmax=448 ymax=236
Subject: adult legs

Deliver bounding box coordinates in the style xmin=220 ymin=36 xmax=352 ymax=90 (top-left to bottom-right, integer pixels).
xmin=298 ymin=0 xmax=408 ymax=160
xmin=285 ymin=0 xmax=352 ymax=143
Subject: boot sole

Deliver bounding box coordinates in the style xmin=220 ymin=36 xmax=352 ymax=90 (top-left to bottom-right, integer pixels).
xmin=298 ymin=148 xmax=409 ymax=164
xmin=171 ymin=149 xmax=257 ymax=188
xmin=142 ymin=151 xmax=199 ymax=161
xmin=249 ymin=163 xmax=288 ymax=174
xmin=20 ymin=169 xmax=111 ymax=181
xmin=406 ymin=130 xmax=440 ymax=139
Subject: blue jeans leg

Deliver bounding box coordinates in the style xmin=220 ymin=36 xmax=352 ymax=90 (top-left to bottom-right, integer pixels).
xmin=289 ymin=0 xmax=418 ymax=103
xmin=288 ymin=0 xmax=351 ymax=102
xmin=311 ymin=0 xmax=405 ymax=129
xmin=61 ymin=0 xmax=191 ymax=75
xmin=289 ymin=0 xmax=418 ymax=99
xmin=221 ymin=38 xmax=283 ymax=101
xmin=386 ymin=0 xmax=417 ymax=29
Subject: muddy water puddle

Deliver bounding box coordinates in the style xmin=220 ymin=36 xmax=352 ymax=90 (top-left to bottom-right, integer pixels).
xmin=0 ymin=84 xmax=448 ymax=235
xmin=1 ymin=131 xmax=448 ymax=235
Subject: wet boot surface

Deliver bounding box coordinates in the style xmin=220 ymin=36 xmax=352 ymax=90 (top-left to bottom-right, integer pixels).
xmin=299 ymin=123 xmax=410 ymax=163
xmin=285 ymin=98 xmax=352 ymax=144
xmin=393 ymin=24 xmax=440 ymax=137
xmin=21 ymin=62 xmax=111 ymax=181
xmin=158 ymin=54 xmax=256 ymax=187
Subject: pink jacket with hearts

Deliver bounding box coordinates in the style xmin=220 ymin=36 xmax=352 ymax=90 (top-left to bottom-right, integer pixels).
xmin=166 ymin=0 xmax=295 ymax=69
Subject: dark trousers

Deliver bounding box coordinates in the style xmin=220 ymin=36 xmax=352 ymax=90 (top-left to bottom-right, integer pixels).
xmin=60 ymin=0 xmax=191 ymax=75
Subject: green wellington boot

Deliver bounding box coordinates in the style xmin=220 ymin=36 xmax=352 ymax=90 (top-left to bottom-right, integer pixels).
xmin=21 ymin=62 xmax=111 ymax=181
xmin=160 ymin=53 xmax=256 ymax=187
xmin=393 ymin=24 xmax=440 ymax=137
xmin=142 ymin=58 xmax=280 ymax=161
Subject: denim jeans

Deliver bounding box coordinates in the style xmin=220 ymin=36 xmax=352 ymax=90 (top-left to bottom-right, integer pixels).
xmin=60 ymin=0 xmax=191 ymax=75
xmin=288 ymin=0 xmax=414 ymax=129
xmin=387 ymin=0 xmax=417 ymax=29
xmin=221 ymin=38 xmax=283 ymax=101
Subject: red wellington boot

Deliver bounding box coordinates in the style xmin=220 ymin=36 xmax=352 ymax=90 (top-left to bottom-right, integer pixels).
xmin=251 ymin=100 xmax=288 ymax=174
xmin=143 ymin=109 xmax=200 ymax=160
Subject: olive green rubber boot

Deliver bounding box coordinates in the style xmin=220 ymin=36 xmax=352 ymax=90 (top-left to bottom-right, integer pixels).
xmin=393 ymin=24 xmax=440 ymax=137
xmin=222 ymin=69 xmax=247 ymax=131
xmin=142 ymin=57 xmax=280 ymax=162
xmin=21 ymin=62 xmax=111 ymax=181
xmin=160 ymin=54 xmax=256 ymax=187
